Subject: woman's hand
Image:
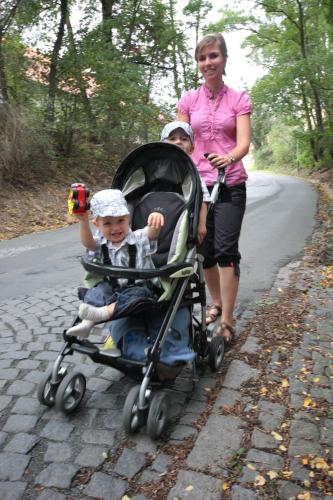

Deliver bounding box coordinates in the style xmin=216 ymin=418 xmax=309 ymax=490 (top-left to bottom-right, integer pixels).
xmin=206 ymin=153 xmax=235 ymax=169
xmin=197 ymin=220 xmax=207 ymax=244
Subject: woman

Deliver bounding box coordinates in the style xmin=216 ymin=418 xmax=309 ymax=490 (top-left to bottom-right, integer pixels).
xmin=177 ymin=33 xmax=251 ymax=345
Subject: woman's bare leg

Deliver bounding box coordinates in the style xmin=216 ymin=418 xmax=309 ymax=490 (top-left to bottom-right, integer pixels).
xmin=218 ymin=265 xmax=239 ymax=341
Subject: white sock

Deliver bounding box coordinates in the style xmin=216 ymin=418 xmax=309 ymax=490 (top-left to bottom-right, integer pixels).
xmin=79 ymin=303 xmax=110 ymax=322
xmin=67 ymin=319 xmax=95 ymax=338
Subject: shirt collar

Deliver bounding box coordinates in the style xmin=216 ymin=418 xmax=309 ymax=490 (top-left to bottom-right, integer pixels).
xmin=202 ymin=83 xmax=227 ymax=100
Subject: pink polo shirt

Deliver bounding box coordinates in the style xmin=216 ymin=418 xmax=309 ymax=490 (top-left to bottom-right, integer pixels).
xmin=177 ymin=84 xmax=252 ymax=187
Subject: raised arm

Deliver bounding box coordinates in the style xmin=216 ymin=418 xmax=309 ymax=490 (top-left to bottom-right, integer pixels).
xmin=147 ymin=212 xmax=165 ymax=241
xmin=76 ymin=213 xmax=97 ymax=251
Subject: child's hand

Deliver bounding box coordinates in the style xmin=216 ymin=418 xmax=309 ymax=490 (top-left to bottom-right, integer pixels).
xmin=147 ymin=212 xmax=165 ymax=229
xmin=73 ymin=211 xmax=90 ymax=221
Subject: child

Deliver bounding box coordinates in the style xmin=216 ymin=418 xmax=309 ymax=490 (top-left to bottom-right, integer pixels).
xmin=160 ymin=121 xmax=210 ymax=243
xmin=67 ymin=189 xmax=164 ymax=341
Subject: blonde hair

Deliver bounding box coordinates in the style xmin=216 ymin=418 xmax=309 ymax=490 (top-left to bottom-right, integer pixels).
xmin=195 ymin=33 xmax=228 ymax=74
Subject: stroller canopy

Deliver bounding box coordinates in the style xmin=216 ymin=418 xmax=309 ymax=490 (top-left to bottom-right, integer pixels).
xmin=112 ymin=142 xmax=202 ymax=248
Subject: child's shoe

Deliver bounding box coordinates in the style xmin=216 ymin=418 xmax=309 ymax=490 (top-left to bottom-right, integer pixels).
xmin=102 ymin=335 xmax=121 ymax=357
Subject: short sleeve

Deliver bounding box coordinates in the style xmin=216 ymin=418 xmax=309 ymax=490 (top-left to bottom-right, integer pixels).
xmin=177 ymin=91 xmax=192 ymax=116
xmin=135 ymin=227 xmax=158 ymax=256
xmin=236 ymin=91 xmax=252 ymax=116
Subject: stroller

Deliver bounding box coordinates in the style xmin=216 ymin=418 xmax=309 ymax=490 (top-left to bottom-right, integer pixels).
xmin=37 ymin=142 xmax=225 ymax=439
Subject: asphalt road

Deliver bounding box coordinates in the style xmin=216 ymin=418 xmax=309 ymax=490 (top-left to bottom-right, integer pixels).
xmin=0 ymin=172 xmax=317 ymax=309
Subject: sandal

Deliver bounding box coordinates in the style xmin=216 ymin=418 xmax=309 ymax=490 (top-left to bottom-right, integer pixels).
xmin=213 ymin=320 xmax=235 ymax=346
xmin=206 ymin=304 xmax=222 ymax=325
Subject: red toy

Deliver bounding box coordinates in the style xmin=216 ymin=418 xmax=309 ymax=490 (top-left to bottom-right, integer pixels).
xmin=68 ymin=183 xmax=90 ymax=215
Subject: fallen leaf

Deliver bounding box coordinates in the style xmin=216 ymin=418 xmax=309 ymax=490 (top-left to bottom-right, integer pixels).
xmin=303 ymin=479 xmax=311 ymax=487
xmin=297 ymin=493 xmax=312 ymax=500
xmin=279 ymin=445 xmax=287 ymax=452
xmin=302 ymin=457 xmax=309 ymax=465
xmin=281 ymin=470 xmax=293 ymax=478
xmin=122 ymin=496 xmax=131 ymax=500
xmin=184 ymin=485 xmax=194 ymax=492
xmin=303 ymin=396 xmax=313 ymax=407
xmin=281 ymin=379 xmax=289 ymax=387
xmin=222 ymin=482 xmax=229 ymax=491
xmin=271 ymin=431 xmax=283 ymax=441
xmin=260 ymin=387 xmax=268 ymax=394
xmin=254 ymin=475 xmax=266 ymax=487
xmin=312 ymin=377 xmax=320 ymax=383
xmin=267 ymin=470 xmax=278 ymax=479
xmin=247 ymin=463 xmax=256 ymax=470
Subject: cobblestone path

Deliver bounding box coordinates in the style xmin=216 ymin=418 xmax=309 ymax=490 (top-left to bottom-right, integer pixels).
xmin=1 ymin=247 xmax=333 ymax=499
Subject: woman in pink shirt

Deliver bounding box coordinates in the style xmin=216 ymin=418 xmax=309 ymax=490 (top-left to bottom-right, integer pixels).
xmin=177 ymin=33 xmax=252 ymax=346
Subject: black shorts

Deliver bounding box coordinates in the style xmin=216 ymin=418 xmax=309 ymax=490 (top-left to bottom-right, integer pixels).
xmin=200 ymin=182 xmax=246 ymax=270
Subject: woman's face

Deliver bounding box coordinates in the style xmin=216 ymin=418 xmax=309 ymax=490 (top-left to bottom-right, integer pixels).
xmin=197 ymin=42 xmax=225 ymax=83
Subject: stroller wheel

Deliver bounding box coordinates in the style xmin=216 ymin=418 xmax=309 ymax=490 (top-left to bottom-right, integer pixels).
xmin=146 ymin=391 xmax=168 ymax=440
xmin=123 ymin=385 xmax=142 ymax=434
xmin=209 ymin=336 xmax=225 ymax=372
xmin=55 ymin=372 xmax=86 ymax=414
xmin=37 ymin=365 xmax=67 ymax=407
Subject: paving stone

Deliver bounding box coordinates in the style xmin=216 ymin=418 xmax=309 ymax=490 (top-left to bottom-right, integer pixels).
xmin=311 ymin=386 xmax=333 ymax=403
xmin=6 ymin=380 xmax=35 ymax=396
xmin=2 ymin=351 xmax=30 ymax=360
xmin=213 ymin=388 xmax=243 ymax=413
xmin=11 ymin=396 xmax=43 ymax=415
xmin=257 ymin=400 xmax=286 ymax=432
xmin=0 ymin=481 xmax=27 ymax=500
xmin=187 ymin=414 xmax=244 ymax=472
xmin=86 ymin=392 xmax=119 ymax=409
xmin=85 ymin=472 xmax=128 ymax=499
xmin=150 ymin=452 xmax=172 ymax=473
xmin=34 ymin=351 xmax=57 ymax=361
xmin=24 ymin=370 xmax=46 ymax=384
xmin=290 ymin=420 xmax=319 ymax=440
xmin=167 ymin=470 xmax=223 ymax=499
xmin=178 ymin=412 xmax=198 ymax=426
xmin=0 ymin=395 xmax=12 ymax=411
xmin=75 ymin=445 xmax=108 ymax=467
xmin=40 ymin=420 xmax=74 ymax=441
xmin=0 ymin=368 xmax=20 ymax=380
xmin=320 ymin=418 xmax=333 ymax=445
xmin=169 ymin=424 xmax=198 ymax=441
xmin=239 ymin=449 xmax=283 ymax=483
xmin=222 ymin=360 xmax=260 ymax=390
xmin=240 ymin=337 xmax=260 ymax=354
xmin=289 ymin=459 xmax=310 ymax=481
xmin=16 ymin=359 xmax=40 ymax=369
xmin=138 ymin=469 xmax=161 ymax=483
xmin=184 ymin=399 xmax=207 ymax=414
xmin=231 ymin=485 xmax=260 ymax=499
xmin=130 ymin=434 xmax=158 ymax=453
xmin=0 ymin=359 xmax=12 ymax=368
xmin=44 ymin=442 xmax=72 ymax=462
xmin=251 ymin=429 xmax=276 ymax=449
xmin=36 ymin=490 xmax=66 ymax=500
xmin=0 ymin=452 xmax=31 ymax=480
xmin=277 ymin=480 xmax=305 ymax=499
xmin=35 ymin=463 xmax=79 ymax=488
xmin=0 ymin=431 xmax=7 ymax=446
xmin=86 ymin=377 xmax=113 ymax=392
xmin=4 ymin=432 xmax=40 ymax=454
xmin=3 ymin=415 xmax=39 ymax=433
xmin=114 ymin=448 xmax=146 ymax=478
xmin=288 ymin=437 xmax=321 ymax=456
xmin=82 ymin=428 xmax=116 ymax=446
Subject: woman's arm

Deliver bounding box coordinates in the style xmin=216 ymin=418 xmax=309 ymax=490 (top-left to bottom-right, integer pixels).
xmin=176 ymin=111 xmax=190 ymax=123
xmin=207 ymin=114 xmax=251 ymax=169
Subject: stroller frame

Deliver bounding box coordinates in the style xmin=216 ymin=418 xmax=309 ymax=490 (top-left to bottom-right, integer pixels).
xmin=37 ymin=143 xmax=225 ymax=439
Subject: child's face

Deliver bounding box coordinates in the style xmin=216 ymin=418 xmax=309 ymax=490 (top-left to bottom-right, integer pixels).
xmin=94 ymin=215 xmax=130 ymax=245
xmin=165 ymin=129 xmax=193 ymax=154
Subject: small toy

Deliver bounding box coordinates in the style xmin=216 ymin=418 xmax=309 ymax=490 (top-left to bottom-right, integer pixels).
xmin=68 ymin=183 xmax=90 ymax=215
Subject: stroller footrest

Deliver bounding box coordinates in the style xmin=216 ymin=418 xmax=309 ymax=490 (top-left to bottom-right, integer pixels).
xmin=72 ymin=340 xmax=99 ymax=355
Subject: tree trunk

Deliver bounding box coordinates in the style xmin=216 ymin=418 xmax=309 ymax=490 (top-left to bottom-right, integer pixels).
xmin=0 ymin=32 xmax=9 ymax=102
xmin=46 ymin=0 xmax=68 ymax=123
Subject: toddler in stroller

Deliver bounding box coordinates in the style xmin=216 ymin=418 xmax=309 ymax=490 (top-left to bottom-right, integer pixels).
xmin=37 ymin=141 xmax=225 ymax=439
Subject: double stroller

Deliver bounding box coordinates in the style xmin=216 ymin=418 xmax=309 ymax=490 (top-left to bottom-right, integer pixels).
xmin=37 ymin=142 xmax=225 ymax=439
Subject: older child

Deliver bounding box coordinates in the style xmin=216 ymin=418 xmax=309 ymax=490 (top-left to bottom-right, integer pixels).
xmin=67 ymin=189 xmax=164 ymax=340
xmin=160 ymin=121 xmax=210 ymax=244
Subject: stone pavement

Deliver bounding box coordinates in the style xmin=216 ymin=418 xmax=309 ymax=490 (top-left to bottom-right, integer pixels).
xmin=1 ymin=211 xmax=333 ymax=499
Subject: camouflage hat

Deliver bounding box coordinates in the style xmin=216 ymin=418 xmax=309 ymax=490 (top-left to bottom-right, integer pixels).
xmin=90 ymin=189 xmax=129 ymax=219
